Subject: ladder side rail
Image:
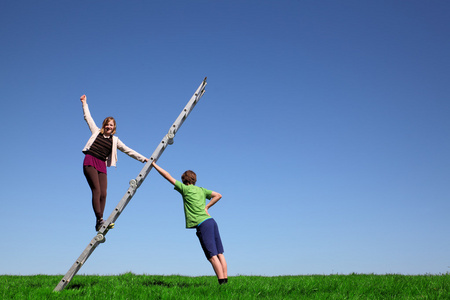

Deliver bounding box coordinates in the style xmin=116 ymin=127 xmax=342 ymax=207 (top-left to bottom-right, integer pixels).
xmin=134 ymin=78 xmax=207 ymax=187
xmin=132 ymin=135 xmax=169 ymax=188
xmin=102 ymin=139 xmax=169 ymax=229
xmin=103 ymin=78 xmax=207 ymax=230
xmin=53 ymin=78 xmax=207 ymax=292
xmin=170 ymin=79 xmax=207 ymax=137
xmin=53 ymin=235 xmax=104 ymax=291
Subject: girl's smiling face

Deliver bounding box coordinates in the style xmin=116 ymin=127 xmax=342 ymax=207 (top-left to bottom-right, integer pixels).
xmin=103 ymin=120 xmax=115 ymax=136
xmin=101 ymin=117 xmax=116 ymax=136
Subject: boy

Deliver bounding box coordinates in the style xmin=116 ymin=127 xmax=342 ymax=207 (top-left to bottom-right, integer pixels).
xmin=151 ymin=161 xmax=228 ymax=285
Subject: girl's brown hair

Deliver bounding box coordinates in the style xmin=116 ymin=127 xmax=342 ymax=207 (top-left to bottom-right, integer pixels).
xmin=100 ymin=117 xmax=116 ymax=135
xmin=182 ymin=170 xmax=197 ymax=185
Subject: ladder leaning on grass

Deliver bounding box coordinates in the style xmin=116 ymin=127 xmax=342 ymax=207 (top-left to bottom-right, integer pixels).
xmin=54 ymin=78 xmax=208 ymax=292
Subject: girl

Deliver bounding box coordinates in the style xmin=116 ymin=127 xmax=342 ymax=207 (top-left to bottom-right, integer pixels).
xmin=80 ymin=95 xmax=148 ymax=231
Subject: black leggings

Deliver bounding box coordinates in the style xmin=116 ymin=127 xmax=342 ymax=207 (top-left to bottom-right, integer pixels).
xmin=83 ymin=165 xmax=107 ymax=220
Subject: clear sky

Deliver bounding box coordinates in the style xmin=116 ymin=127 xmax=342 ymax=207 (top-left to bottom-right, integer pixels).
xmin=1 ymin=1 xmax=449 ymax=277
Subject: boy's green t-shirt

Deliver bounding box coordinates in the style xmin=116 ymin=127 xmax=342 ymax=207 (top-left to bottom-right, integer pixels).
xmin=174 ymin=180 xmax=213 ymax=228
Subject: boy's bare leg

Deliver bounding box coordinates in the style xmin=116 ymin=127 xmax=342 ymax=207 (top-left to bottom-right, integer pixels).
xmin=208 ymin=255 xmax=225 ymax=279
xmin=217 ymin=254 xmax=227 ymax=278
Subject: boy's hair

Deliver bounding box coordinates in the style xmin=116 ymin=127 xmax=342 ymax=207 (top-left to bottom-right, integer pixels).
xmin=182 ymin=170 xmax=197 ymax=185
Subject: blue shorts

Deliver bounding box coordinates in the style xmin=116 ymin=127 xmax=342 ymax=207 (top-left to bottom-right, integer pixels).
xmin=196 ymin=218 xmax=224 ymax=259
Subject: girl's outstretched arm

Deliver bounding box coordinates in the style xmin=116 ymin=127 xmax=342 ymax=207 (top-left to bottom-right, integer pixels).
xmin=80 ymin=94 xmax=99 ymax=133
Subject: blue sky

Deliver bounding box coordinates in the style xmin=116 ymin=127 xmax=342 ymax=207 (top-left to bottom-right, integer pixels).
xmin=1 ymin=1 xmax=449 ymax=277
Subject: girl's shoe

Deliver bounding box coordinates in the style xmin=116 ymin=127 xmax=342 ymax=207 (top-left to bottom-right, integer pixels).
xmin=95 ymin=219 xmax=115 ymax=231
xmin=95 ymin=219 xmax=105 ymax=231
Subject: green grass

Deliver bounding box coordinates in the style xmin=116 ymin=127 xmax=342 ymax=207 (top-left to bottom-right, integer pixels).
xmin=1 ymin=273 xmax=449 ymax=299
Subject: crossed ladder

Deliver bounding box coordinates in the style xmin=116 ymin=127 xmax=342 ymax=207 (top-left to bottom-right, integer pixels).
xmin=54 ymin=78 xmax=207 ymax=292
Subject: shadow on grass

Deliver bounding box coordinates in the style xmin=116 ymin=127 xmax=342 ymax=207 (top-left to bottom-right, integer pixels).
xmin=66 ymin=284 xmax=83 ymax=290
xmin=143 ymin=280 xmax=202 ymax=288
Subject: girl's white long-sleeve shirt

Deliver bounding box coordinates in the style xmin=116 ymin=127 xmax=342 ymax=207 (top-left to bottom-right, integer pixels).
xmin=81 ymin=102 xmax=147 ymax=167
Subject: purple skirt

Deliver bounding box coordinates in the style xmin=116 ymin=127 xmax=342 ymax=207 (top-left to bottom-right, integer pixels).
xmin=83 ymin=154 xmax=107 ymax=174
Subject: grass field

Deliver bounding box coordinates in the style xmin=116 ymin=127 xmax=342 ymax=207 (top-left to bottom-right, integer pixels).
xmin=1 ymin=273 xmax=449 ymax=299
